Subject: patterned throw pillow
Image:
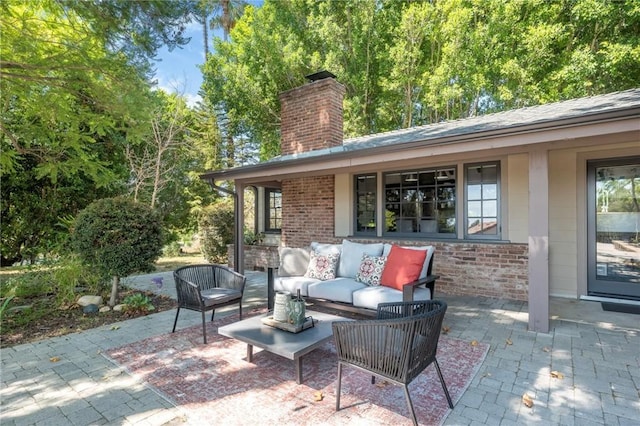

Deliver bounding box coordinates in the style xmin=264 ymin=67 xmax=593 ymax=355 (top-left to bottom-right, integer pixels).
xmin=355 ymin=254 xmax=387 ymax=286
xmin=304 ymin=251 xmax=340 ymax=281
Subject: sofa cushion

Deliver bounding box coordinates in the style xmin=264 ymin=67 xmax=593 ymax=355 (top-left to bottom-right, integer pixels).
xmin=383 ymin=243 xmax=435 ymax=279
xmin=305 ymin=251 xmax=339 ymax=280
xmin=278 ymin=247 xmax=310 ymax=277
xmin=273 ymin=276 xmax=319 ymax=297
xmin=307 ymin=278 xmax=367 ymax=304
xmin=380 ymin=245 xmax=427 ymax=290
xmin=337 ymin=239 xmax=384 ymax=278
xmin=310 ymin=241 xmax=342 ymax=255
xmin=352 ymin=286 xmax=432 ymax=310
xmin=354 ymin=254 xmax=387 ymax=286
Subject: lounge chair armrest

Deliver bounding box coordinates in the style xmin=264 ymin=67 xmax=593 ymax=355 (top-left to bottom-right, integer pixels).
xmin=402 ymin=274 xmax=439 ymax=302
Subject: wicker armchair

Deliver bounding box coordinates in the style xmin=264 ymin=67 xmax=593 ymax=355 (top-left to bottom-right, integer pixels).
xmin=172 ymin=264 xmax=246 ymax=344
xmin=332 ymin=300 xmax=453 ymax=426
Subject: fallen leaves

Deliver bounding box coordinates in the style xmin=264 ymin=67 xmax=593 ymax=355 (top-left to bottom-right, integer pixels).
xmin=313 ymin=391 xmax=324 ymax=402
xmin=542 ymin=346 xmax=551 ymax=353
xmin=110 ymin=325 xmax=120 ymax=330
xmin=470 ymin=340 xmax=478 ymax=347
xmin=522 ymin=393 xmax=534 ymax=408
xmin=506 ymin=338 xmax=513 ymax=345
xmin=550 ymin=370 xmax=564 ymax=379
xmin=49 ymin=356 xmax=61 ymax=363
xmin=441 ymin=325 xmax=450 ymax=334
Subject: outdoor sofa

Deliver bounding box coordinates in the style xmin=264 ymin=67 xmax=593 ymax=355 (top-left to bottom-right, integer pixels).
xmin=267 ymin=240 xmax=438 ymax=316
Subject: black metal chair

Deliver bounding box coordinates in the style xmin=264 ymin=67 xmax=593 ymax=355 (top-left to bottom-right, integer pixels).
xmin=172 ymin=264 xmax=246 ymax=344
xmin=332 ymin=300 xmax=453 ymax=426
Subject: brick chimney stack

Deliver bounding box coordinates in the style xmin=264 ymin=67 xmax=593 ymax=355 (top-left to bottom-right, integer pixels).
xmin=279 ymin=71 xmax=346 ymax=156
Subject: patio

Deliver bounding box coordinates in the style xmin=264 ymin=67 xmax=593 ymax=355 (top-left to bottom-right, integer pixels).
xmin=1 ymin=271 xmax=638 ymax=425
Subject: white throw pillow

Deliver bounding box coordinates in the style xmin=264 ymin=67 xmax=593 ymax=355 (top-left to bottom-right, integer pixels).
xmin=304 ymin=251 xmax=339 ymax=281
xmin=354 ymin=254 xmax=387 ymax=286
xmin=278 ymin=247 xmax=310 ymax=277
xmin=337 ymin=239 xmax=384 ymax=278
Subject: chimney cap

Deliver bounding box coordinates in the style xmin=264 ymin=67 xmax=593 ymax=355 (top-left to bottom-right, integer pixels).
xmin=305 ymin=70 xmax=336 ymax=82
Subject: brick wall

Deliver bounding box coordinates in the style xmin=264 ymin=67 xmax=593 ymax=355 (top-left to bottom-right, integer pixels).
xmin=279 ymin=78 xmax=346 ymax=155
xmin=281 ymin=176 xmax=335 ymax=247
xmin=227 ymin=244 xmax=279 ymax=271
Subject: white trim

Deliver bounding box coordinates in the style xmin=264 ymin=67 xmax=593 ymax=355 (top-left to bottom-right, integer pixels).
xmin=580 ymin=295 xmax=640 ymax=307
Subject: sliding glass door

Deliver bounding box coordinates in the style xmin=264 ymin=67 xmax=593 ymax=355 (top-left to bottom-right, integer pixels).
xmin=587 ymin=157 xmax=640 ymax=300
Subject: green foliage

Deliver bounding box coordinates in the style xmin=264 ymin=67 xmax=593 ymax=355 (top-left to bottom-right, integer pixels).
xmin=201 ymin=0 xmax=640 ymax=159
xmin=122 ymin=293 xmax=155 ymax=315
xmin=0 ymin=0 xmax=200 ymax=265
xmin=0 ymin=296 xmax=15 ymax=319
xmin=199 ymin=197 xmax=235 ymax=262
xmin=0 ymin=257 xmax=103 ymax=306
xmin=70 ymin=197 xmax=164 ymax=279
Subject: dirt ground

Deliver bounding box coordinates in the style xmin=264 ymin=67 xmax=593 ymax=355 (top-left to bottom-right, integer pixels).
xmin=0 ymin=289 xmax=176 ymax=348
xmin=0 ymin=253 xmax=208 ymax=349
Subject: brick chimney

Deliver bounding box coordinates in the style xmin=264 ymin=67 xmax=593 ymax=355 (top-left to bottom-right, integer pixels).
xmin=279 ymin=71 xmax=346 ymax=155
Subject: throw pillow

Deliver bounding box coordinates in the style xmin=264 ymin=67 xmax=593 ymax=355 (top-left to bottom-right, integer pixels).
xmin=383 ymin=243 xmax=435 ymax=279
xmin=278 ymin=247 xmax=310 ymax=277
xmin=304 ymin=251 xmax=339 ymax=281
xmin=336 ymin=239 xmax=384 ymax=278
xmin=380 ymin=245 xmax=427 ymax=290
xmin=355 ymin=254 xmax=387 ymax=286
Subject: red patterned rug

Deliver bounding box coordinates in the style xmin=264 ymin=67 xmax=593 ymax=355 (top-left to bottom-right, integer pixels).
xmin=104 ymin=310 xmax=489 ymax=426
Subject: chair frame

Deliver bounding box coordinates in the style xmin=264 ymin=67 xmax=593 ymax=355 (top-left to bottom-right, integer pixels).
xmin=332 ymin=300 xmax=453 ymax=426
xmin=172 ymin=264 xmax=246 ymax=343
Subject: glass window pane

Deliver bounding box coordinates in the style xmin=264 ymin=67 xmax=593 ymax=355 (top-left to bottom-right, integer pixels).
xmin=483 ymin=200 xmax=497 ymax=216
xmin=468 ymin=200 xmax=481 ymax=217
xmin=482 ymin=218 xmax=498 ymax=234
xmin=468 ymin=184 xmax=482 ymax=200
xmin=465 ymin=162 xmax=500 ymax=239
xmin=483 ymin=184 xmax=497 ymax=199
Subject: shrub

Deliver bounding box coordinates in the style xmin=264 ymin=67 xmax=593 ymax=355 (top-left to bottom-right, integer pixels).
xmin=70 ymin=197 xmax=164 ymax=306
xmin=122 ymin=293 xmax=155 ymax=316
xmin=199 ymin=197 xmax=235 ymax=263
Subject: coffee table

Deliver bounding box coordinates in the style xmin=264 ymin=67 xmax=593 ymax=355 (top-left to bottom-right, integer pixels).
xmin=217 ymin=310 xmax=349 ymax=384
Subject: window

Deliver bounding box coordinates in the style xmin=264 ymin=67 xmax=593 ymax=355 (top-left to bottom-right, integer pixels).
xmin=354 ymin=174 xmax=377 ymax=234
xmin=265 ymin=188 xmax=282 ymax=232
xmin=383 ymin=168 xmax=456 ymax=236
xmin=465 ymin=162 xmax=500 ymax=238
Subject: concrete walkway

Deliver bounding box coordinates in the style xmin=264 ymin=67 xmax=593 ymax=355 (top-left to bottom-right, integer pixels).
xmin=1 ymin=272 xmax=638 ymax=425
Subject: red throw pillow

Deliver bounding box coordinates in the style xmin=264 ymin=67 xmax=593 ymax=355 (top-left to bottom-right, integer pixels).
xmin=380 ymin=245 xmax=427 ymax=290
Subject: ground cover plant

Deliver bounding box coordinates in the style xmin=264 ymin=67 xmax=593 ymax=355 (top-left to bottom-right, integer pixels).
xmin=0 ymin=253 xmax=204 ymax=348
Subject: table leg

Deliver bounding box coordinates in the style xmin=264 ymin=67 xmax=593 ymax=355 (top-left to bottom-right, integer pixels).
xmin=247 ymin=344 xmax=253 ymax=362
xmin=295 ymin=357 xmax=302 ymax=384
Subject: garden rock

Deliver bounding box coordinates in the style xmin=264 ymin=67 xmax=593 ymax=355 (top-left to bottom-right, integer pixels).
xmin=83 ymin=304 xmax=99 ymax=314
xmin=113 ymin=304 xmax=124 ymax=312
xmin=77 ymin=295 xmax=103 ymax=307
xmin=99 ymin=306 xmax=111 ymax=313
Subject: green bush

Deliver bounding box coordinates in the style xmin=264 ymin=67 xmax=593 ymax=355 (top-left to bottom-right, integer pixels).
xmin=70 ymin=197 xmax=164 ymax=306
xmin=199 ymin=197 xmax=235 ymax=263
xmin=122 ymin=293 xmax=155 ymax=315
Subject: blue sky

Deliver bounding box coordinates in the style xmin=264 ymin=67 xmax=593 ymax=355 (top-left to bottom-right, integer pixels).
xmin=153 ymin=20 xmax=207 ymax=106
xmin=153 ymin=2 xmax=263 ymax=106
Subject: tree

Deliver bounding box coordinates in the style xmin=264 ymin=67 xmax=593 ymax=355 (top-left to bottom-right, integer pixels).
xmin=71 ymin=197 xmax=164 ymax=306
xmin=0 ymin=0 xmax=194 ymax=264
xmin=200 ymin=0 xmax=640 ymax=162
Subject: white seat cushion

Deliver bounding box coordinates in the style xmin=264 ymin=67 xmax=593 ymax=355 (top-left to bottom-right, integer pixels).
xmin=274 ymin=276 xmax=320 ymax=297
xmin=352 ymin=286 xmax=431 ymax=310
xmin=307 ymin=278 xmax=367 ymax=304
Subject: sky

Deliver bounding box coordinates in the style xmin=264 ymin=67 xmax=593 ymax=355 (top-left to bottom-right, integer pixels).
xmin=153 ymin=20 xmax=207 ymax=107
xmin=153 ymin=2 xmax=263 ymax=107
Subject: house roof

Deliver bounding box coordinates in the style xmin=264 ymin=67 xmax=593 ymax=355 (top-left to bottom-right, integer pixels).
xmin=201 ymin=88 xmax=640 ymax=183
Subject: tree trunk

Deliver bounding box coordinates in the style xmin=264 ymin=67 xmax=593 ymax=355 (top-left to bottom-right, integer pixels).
xmin=109 ymin=275 xmax=120 ymax=307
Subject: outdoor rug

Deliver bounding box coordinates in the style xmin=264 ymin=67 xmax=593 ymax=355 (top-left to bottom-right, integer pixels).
xmin=104 ymin=310 xmax=489 ymax=426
